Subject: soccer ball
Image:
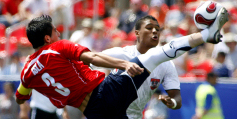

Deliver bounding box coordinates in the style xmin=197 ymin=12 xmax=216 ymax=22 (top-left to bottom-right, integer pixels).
xmin=194 ymin=1 xmax=223 ymax=29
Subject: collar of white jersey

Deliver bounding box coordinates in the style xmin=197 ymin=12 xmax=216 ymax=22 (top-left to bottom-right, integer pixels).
xmin=134 ymin=45 xmax=141 ymax=56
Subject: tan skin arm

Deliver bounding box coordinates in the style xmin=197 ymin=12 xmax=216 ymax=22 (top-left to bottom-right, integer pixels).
xmin=16 ymin=98 xmax=26 ymax=105
xmin=19 ymin=102 xmax=30 ymax=119
xmin=62 ymin=107 xmax=70 ymax=119
xmin=80 ymin=51 xmax=144 ymax=77
xmin=158 ymin=89 xmax=182 ymax=109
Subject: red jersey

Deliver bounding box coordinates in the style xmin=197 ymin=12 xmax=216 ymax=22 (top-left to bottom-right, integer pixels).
xmin=17 ymin=40 xmax=105 ymax=108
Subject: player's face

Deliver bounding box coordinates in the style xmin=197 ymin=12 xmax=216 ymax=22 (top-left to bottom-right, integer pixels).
xmin=50 ymin=25 xmax=61 ymax=43
xmin=137 ymin=19 xmax=161 ymax=48
xmin=209 ymin=77 xmax=217 ymax=85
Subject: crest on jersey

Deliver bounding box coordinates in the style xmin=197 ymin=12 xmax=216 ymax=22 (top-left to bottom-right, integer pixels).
xmin=111 ymin=68 xmax=119 ymax=75
xmin=150 ymin=78 xmax=160 ymax=90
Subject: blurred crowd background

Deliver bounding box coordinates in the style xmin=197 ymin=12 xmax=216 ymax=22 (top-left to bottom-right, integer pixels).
xmin=1 ymin=0 xmax=237 ymax=79
xmin=0 ymin=0 xmax=237 ymax=119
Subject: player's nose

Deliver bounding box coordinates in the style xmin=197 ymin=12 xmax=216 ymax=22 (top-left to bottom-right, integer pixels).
xmin=152 ymin=27 xmax=157 ymax=34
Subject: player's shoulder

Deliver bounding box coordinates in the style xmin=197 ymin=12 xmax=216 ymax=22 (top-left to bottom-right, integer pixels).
xmin=152 ymin=60 xmax=177 ymax=77
xmin=102 ymin=46 xmax=123 ymax=53
xmin=158 ymin=60 xmax=175 ymax=68
xmin=122 ymin=45 xmax=136 ymax=52
xmin=54 ymin=39 xmax=74 ymax=46
xmin=102 ymin=45 xmax=135 ymax=54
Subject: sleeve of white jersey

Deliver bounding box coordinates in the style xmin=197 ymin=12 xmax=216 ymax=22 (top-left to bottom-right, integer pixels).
xmin=162 ymin=61 xmax=180 ymax=90
xmin=90 ymin=47 xmax=129 ymax=70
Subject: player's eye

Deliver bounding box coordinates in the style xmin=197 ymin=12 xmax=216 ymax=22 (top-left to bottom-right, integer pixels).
xmin=155 ymin=26 xmax=160 ymax=31
xmin=146 ymin=27 xmax=152 ymax=30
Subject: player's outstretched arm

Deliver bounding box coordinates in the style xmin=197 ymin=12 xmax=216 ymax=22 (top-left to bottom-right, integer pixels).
xmin=15 ymin=55 xmax=31 ymax=104
xmin=80 ymin=51 xmax=144 ymax=77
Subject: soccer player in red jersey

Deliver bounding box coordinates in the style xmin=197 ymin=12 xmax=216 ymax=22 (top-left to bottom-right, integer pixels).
xmin=15 ymin=10 xmax=228 ymax=119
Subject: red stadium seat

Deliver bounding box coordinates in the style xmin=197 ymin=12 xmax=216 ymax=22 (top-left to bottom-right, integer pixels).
xmin=112 ymin=31 xmax=127 ymax=41
xmin=0 ymin=37 xmax=18 ymax=56
xmin=73 ymin=1 xmax=84 ymax=17
xmin=0 ymin=23 xmax=6 ymax=37
xmin=73 ymin=0 xmax=105 ymax=18
xmin=0 ymin=23 xmax=6 ymax=53
xmin=56 ymin=24 xmax=76 ymax=33
xmin=103 ymin=17 xmax=118 ymax=31
xmin=0 ymin=49 xmax=7 ymax=58
xmin=10 ymin=26 xmax=31 ymax=46
xmin=126 ymin=32 xmax=137 ymax=41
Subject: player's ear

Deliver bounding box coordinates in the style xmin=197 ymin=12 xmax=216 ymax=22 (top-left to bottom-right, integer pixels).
xmin=44 ymin=35 xmax=50 ymax=43
xmin=135 ymin=30 xmax=140 ymax=43
xmin=135 ymin=30 xmax=139 ymax=36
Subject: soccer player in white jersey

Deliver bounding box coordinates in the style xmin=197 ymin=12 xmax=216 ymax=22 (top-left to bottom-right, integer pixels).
xmin=91 ymin=11 xmax=228 ymax=118
xmin=92 ymin=15 xmax=181 ymax=119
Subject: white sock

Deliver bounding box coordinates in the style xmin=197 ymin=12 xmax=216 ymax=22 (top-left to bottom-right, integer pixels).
xmin=138 ymin=36 xmax=191 ymax=72
xmin=200 ymin=29 xmax=209 ymax=42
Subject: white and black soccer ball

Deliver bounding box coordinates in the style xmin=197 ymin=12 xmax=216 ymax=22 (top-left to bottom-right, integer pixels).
xmin=194 ymin=1 xmax=223 ymax=29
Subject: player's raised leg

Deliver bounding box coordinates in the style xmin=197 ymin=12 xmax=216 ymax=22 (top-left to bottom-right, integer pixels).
xmin=131 ymin=6 xmax=228 ymax=89
xmin=139 ymin=8 xmax=228 ymax=73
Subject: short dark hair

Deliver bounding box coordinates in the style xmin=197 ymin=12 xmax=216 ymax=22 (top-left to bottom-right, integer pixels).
xmin=207 ymin=72 xmax=217 ymax=79
xmin=217 ymin=52 xmax=226 ymax=58
xmin=135 ymin=15 xmax=158 ymax=30
xmin=27 ymin=15 xmax=53 ymax=49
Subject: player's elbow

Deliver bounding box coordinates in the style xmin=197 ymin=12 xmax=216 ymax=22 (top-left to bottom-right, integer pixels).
xmin=88 ymin=53 xmax=101 ymax=66
xmin=16 ymin=98 xmax=26 ymax=105
xmin=80 ymin=52 xmax=97 ymax=65
xmin=175 ymin=100 xmax=182 ymax=109
xmin=177 ymin=102 xmax=182 ymax=109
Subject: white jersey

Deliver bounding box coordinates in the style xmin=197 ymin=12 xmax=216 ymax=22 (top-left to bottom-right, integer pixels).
xmin=96 ymin=45 xmax=180 ymax=119
xmin=30 ymin=90 xmax=58 ymax=113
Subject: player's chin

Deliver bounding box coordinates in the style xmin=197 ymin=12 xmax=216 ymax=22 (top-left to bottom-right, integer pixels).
xmin=148 ymin=44 xmax=158 ymax=49
xmin=150 ymin=40 xmax=159 ymax=46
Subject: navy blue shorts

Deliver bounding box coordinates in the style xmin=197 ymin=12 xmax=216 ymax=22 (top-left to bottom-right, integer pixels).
xmin=84 ymin=57 xmax=150 ymax=119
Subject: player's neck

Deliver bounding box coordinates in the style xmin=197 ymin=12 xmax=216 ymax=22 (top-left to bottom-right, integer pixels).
xmin=34 ymin=45 xmax=45 ymax=52
xmin=136 ymin=45 xmax=151 ymax=54
xmin=34 ymin=42 xmax=50 ymax=52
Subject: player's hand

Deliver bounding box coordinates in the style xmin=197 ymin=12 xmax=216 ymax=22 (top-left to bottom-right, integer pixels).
xmin=62 ymin=110 xmax=70 ymax=119
xmin=158 ymin=95 xmax=174 ymax=108
xmin=125 ymin=62 xmax=144 ymax=77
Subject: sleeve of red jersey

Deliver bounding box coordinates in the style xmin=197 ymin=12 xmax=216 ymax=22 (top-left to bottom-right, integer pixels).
xmin=15 ymin=90 xmax=32 ymax=100
xmin=60 ymin=40 xmax=90 ymax=61
xmin=15 ymin=82 xmax=32 ymax=100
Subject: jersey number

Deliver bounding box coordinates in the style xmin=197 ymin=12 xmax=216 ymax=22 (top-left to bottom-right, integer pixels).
xmin=42 ymin=73 xmax=70 ymax=96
